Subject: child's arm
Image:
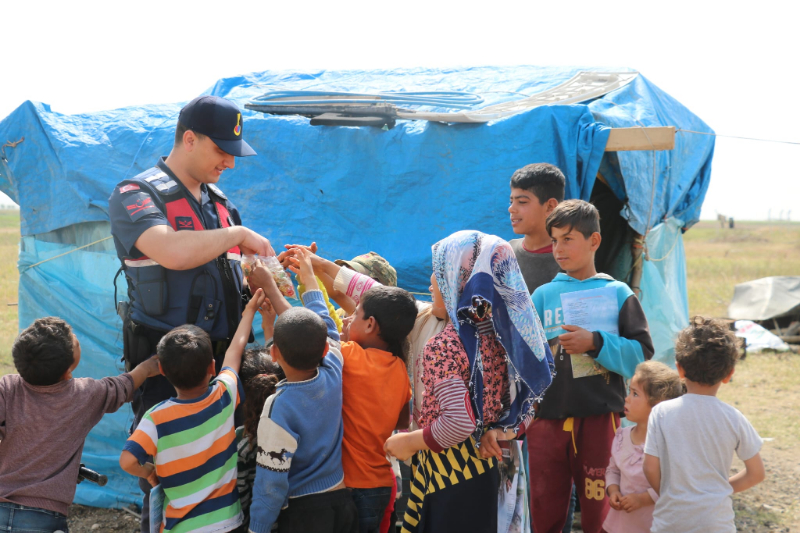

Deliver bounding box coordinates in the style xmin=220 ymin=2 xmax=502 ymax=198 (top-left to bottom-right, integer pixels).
xmin=643 ymin=453 xmax=661 ymax=496
xmin=620 ymin=491 xmax=655 ymax=513
xmin=221 ymin=289 xmax=265 ymax=374
xmin=259 ymin=298 xmax=277 ymax=342
xmin=120 ymin=450 xmax=158 ymax=487
xmin=127 ymin=355 xmax=161 ymax=389
xmin=606 ymin=447 xmax=623 ymax=510
xmin=250 ymin=400 xmax=298 ymax=533
xmin=250 ymin=262 xmax=292 ymax=316
xmin=289 ymin=248 xmax=340 ymax=342
xmin=384 ymin=430 xmax=429 ymax=461
xmin=729 ymin=452 xmax=765 ymax=493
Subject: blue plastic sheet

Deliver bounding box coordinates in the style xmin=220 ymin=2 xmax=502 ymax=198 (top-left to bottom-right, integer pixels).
xmin=0 ymin=66 xmax=710 ymax=508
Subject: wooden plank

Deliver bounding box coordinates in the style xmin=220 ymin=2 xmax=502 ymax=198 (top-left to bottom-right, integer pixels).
xmin=605 ymin=126 xmax=675 ymax=151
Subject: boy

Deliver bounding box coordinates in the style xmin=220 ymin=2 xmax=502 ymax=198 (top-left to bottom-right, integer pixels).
xmin=527 ymin=200 xmax=654 ymax=533
xmin=337 ymin=285 xmax=417 ymax=532
xmin=120 ymin=289 xmax=266 ymax=533
xmin=0 ymin=317 xmax=160 ymax=531
xmin=247 ymin=248 xmax=357 ymax=533
xmin=643 ymin=317 xmax=765 ymax=533
xmin=508 ymin=163 xmax=565 ymax=295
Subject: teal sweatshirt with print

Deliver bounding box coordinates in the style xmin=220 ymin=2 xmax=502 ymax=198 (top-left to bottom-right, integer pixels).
xmin=532 ymin=273 xmax=654 ymax=419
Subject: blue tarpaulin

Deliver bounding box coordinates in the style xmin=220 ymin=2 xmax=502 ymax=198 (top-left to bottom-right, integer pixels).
xmin=0 ymin=65 xmax=714 ymax=508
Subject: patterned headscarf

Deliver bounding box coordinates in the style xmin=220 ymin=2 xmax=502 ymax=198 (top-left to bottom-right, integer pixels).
xmin=432 ymin=230 xmax=554 ymax=438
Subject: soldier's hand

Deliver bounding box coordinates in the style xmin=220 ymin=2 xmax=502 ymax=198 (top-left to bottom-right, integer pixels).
xmin=240 ymin=228 xmax=275 ymax=257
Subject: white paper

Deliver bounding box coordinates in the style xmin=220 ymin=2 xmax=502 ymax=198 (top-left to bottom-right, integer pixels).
xmin=559 ymin=286 xmax=619 ymax=379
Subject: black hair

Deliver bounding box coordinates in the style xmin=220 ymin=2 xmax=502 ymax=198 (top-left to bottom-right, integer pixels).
xmin=509 ymin=163 xmax=566 ymax=204
xmin=12 ymin=317 xmax=75 ymax=386
xmin=174 ymin=121 xmax=206 ymax=147
xmin=273 ymin=308 xmax=329 ymax=371
xmin=156 ymin=325 xmax=214 ymax=389
xmin=675 ymin=316 xmax=739 ymax=386
xmin=361 ymin=286 xmax=418 ymax=364
xmin=240 ymin=347 xmax=285 ymax=445
xmin=546 ymin=199 xmax=601 ymax=238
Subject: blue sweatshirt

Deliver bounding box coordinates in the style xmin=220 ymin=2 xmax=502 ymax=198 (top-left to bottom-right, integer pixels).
xmin=248 ymin=290 xmax=344 ymax=533
xmin=532 ymin=273 xmax=654 ymax=419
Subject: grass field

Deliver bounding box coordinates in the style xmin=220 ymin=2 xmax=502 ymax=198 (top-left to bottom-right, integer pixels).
xmin=0 ymin=214 xmax=798 ymax=531
xmin=0 ymin=210 xmax=19 ymax=375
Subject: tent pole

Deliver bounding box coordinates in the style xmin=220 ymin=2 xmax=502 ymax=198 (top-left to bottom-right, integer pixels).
xmin=630 ymin=233 xmax=645 ymax=298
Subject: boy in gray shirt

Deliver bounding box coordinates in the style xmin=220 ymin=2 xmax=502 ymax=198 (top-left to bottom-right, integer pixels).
xmin=644 ymin=317 xmax=765 ymax=533
xmin=508 ymin=163 xmax=564 ymax=294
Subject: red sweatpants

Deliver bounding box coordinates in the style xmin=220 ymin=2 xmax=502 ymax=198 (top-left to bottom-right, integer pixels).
xmin=526 ymin=412 xmax=620 ymax=533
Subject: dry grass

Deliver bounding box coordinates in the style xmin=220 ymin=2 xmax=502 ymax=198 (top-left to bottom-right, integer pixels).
xmin=684 ymin=221 xmax=800 ymax=319
xmin=0 ymin=210 xmax=19 ymax=375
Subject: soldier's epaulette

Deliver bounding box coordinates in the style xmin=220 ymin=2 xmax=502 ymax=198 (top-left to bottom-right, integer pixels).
xmin=207 ymin=183 xmax=227 ymax=200
xmin=137 ymin=169 xmax=179 ymax=195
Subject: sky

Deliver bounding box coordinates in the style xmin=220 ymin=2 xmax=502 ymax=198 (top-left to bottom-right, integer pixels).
xmin=1 ymin=0 xmax=798 ymax=221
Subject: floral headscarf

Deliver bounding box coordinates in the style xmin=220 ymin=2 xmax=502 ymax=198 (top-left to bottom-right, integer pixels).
xmin=432 ymin=230 xmax=554 ymax=438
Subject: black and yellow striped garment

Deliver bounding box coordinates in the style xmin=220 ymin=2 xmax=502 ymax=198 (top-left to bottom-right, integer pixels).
xmin=401 ymin=437 xmax=499 ymax=533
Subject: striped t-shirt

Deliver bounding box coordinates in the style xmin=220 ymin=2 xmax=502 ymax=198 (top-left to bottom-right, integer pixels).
xmin=124 ymin=368 xmax=244 ymax=533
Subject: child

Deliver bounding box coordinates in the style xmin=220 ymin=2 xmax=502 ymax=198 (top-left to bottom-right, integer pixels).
xmin=330 ymin=282 xmax=417 ymax=533
xmin=233 ymin=347 xmax=284 ymax=533
xmin=527 ymin=199 xmax=654 ymax=533
xmin=508 ymin=163 xmax=565 ymax=295
xmin=247 ymin=248 xmax=357 ymax=533
xmin=604 ymin=361 xmax=683 ymax=533
xmin=643 ymin=316 xmax=765 ymax=533
xmin=0 ymin=317 xmax=159 ymax=532
xmin=384 ymin=230 xmax=553 ymax=533
xmin=120 ymin=289 xmax=266 ymax=533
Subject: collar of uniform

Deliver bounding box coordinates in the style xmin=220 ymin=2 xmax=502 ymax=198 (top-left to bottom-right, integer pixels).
xmin=157 ymin=157 xmax=211 ymax=206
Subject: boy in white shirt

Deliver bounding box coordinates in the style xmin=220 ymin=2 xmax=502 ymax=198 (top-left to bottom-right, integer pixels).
xmin=643 ymin=316 xmax=765 ymax=533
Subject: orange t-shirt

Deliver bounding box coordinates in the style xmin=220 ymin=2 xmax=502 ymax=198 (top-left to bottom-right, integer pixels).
xmin=341 ymin=341 xmax=412 ymax=488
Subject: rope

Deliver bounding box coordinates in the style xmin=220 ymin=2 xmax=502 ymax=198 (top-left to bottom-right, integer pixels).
xmin=677 ymin=129 xmax=800 ymax=146
xmin=20 ymin=236 xmax=113 ymax=273
xmin=647 ymin=229 xmax=682 ymax=262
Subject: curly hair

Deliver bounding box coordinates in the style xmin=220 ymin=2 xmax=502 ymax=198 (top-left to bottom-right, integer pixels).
xmin=675 ymin=316 xmax=739 ymax=386
xmin=634 ymin=360 xmax=684 ymax=406
xmin=12 ymin=317 xmax=75 ymax=386
xmin=240 ymin=348 xmax=285 ymax=446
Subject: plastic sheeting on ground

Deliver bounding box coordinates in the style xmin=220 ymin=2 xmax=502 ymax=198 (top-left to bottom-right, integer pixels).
xmin=734 ymin=320 xmax=790 ymax=352
xmin=0 ymin=65 xmax=711 ymax=508
xmin=727 ymin=276 xmax=800 ymax=321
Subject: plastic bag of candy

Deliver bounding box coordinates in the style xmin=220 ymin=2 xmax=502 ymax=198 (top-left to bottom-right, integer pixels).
xmin=242 ymin=254 xmax=297 ymax=299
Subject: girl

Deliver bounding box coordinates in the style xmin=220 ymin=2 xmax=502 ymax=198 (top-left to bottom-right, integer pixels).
xmin=233 ymin=346 xmax=285 ymax=533
xmin=603 ymin=360 xmax=683 ymax=533
xmin=384 ymin=230 xmax=554 ymax=533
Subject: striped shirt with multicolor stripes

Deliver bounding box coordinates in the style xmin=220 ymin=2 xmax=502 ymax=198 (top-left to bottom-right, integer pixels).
xmin=124 ymin=368 xmax=244 ymax=533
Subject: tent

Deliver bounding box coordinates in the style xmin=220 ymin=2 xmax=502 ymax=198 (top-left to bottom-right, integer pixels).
xmin=0 ymin=65 xmax=714 ymax=508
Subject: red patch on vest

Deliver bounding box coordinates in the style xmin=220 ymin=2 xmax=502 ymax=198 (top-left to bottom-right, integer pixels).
xmin=119 ymin=184 xmax=140 ymax=194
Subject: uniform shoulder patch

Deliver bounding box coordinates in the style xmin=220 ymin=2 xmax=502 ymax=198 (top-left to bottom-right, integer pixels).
xmin=119 ymin=183 xmax=140 ymax=194
xmin=122 ymin=192 xmax=160 ymax=222
xmin=207 ymin=183 xmax=227 ymax=200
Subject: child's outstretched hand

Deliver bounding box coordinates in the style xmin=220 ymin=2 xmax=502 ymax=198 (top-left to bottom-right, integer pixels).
xmin=287 ymin=247 xmax=319 ymax=290
xmin=558 ymin=325 xmax=596 ymax=354
xmin=248 ymin=261 xmax=278 ymax=294
xmin=259 ymin=297 xmax=277 ymax=338
xmin=607 ymin=484 xmax=623 ymax=511
xmin=246 ymin=288 xmax=266 ymax=316
xmin=278 ymin=242 xmax=318 ymax=269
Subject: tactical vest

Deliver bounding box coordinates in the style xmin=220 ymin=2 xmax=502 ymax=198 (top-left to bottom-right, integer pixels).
xmin=118 ymin=166 xmax=245 ymax=341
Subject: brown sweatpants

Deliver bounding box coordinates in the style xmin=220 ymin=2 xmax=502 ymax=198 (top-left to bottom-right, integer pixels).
xmin=526 ymin=412 xmax=620 ymax=533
